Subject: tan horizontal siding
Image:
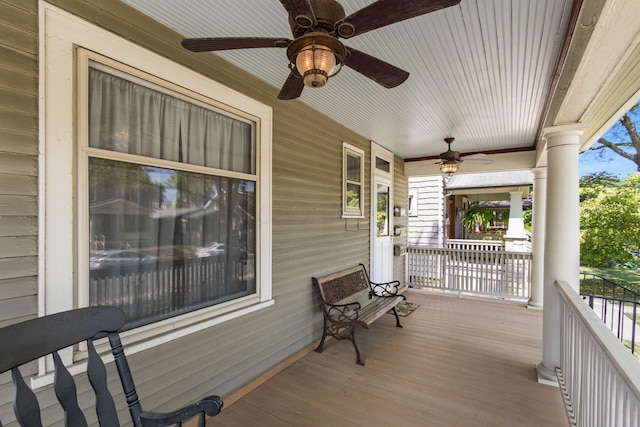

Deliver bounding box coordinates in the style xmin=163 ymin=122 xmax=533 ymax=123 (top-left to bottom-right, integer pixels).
xmin=0 ymin=41 xmax=37 ymax=71
xmin=0 ymin=157 xmax=37 ymax=177
xmin=0 ymin=276 xmax=37 ymax=300
xmin=0 ymin=86 xmax=37 ymax=115
xmin=0 ymin=174 xmax=37 ymax=195
xmin=0 ymin=22 xmax=37 ymax=56
xmin=0 ymin=216 xmax=37 ymax=237
xmin=0 ymin=66 xmax=37 ymax=95
xmin=0 ymin=130 xmax=37 ymax=155
xmin=0 ymin=237 xmax=36 ymax=258
xmin=0 ymin=109 xmax=37 ymax=135
xmin=0 ymin=295 xmax=36 ymax=324
xmin=0 ymin=256 xmax=37 ymax=280
xmin=0 ymin=195 xmax=37 ymax=216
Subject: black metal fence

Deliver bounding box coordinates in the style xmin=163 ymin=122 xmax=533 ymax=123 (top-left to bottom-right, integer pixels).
xmin=580 ymin=272 xmax=640 ymax=356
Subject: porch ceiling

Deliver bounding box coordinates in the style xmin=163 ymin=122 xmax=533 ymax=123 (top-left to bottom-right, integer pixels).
xmin=121 ymin=0 xmax=640 ymax=171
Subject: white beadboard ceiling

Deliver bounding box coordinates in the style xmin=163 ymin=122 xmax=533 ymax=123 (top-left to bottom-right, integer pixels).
xmin=121 ymin=0 xmax=573 ymax=160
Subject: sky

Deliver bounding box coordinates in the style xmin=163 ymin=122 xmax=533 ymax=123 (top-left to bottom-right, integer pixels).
xmin=579 ymin=148 xmax=637 ymax=178
xmin=579 ymin=102 xmax=639 ymax=178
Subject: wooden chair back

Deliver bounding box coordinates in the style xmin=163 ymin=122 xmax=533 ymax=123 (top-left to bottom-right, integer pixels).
xmin=0 ymin=306 xmax=222 ymax=426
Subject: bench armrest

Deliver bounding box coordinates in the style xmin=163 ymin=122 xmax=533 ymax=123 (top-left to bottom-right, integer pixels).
xmin=139 ymin=395 xmax=223 ymax=426
xmin=369 ymin=280 xmax=405 ymax=298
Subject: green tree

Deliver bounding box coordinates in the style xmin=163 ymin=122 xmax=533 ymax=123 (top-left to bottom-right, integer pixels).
xmin=580 ymin=173 xmax=640 ymax=267
xmin=462 ymin=205 xmax=495 ymax=234
xmin=522 ymin=208 xmax=532 ymax=232
xmin=589 ymin=103 xmax=640 ymax=171
xmin=579 ymin=172 xmax=621 ymax=202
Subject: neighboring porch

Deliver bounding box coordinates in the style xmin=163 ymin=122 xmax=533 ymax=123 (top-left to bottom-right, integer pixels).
xmin=215 ymin=289 xmax=568 ymax=426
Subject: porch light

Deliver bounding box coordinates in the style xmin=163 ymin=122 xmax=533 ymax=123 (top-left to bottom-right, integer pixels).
xmin=440 ymin=160 xmax=459 ymax=175
xmin=288 ymin=33 xmax=345 ymax=88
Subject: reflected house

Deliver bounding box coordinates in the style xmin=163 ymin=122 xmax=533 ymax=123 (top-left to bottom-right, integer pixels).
xmin=89 ymin=181 xmax=256 ymax=327
xmin=89 ymin=198 xmax=153 ymax=252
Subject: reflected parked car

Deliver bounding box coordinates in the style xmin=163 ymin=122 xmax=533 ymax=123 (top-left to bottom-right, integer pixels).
xmin=195 ymin=242 xmax=225 ymax=258
xmin=90 ymin=250 xmax=158 ymax=270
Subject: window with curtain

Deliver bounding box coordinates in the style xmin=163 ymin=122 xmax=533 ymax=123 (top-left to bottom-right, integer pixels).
xmin=87 ymin=65 xmax=257 ymax=329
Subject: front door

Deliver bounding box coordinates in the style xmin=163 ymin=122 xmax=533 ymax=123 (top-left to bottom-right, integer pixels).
xmin=370 ymin=143 xmax=394 ymax=283
xmin=372 ymin=177 xmax=393 ymax=282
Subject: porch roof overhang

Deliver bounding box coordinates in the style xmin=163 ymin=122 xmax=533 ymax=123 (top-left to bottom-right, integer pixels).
xmin=445 ymin=170 xmax=533 ymax=200
xmin=121 ymin=0 xmax=640 ymax=178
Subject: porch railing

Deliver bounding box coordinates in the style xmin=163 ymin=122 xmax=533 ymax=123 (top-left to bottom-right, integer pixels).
xmin=556 ymin=280 xmax=640 ymax=427
xmin=407 ymin=246 xmax=531 ymax=300
xmin=580 ymin=272 xmax=640 ymax=355
xmin=445 ymin=239 xmax=505 ymax=251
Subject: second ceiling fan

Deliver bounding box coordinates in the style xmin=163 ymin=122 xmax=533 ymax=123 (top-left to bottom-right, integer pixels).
xmin=181 ymin=0 xmax=461 ymax=100
xmin=437 ymin=137 xmax=494 ymax=175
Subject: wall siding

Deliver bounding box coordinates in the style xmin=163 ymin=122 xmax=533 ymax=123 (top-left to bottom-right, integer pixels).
xmin=0 ymin=0 xmax=407 ymax=425
xmin=408 ymin=176 xmax=444 ymax=247
xmin=0 ymin=0 xmax=39 ymax=376
xmin=393 ymin=155 xmax=407 ymax=282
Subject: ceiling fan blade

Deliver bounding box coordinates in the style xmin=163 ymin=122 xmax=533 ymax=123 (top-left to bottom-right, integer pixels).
xmin=336 ymin=0 xmax=461 ymax=38
xmin=277 ymin=70 xmax=305 ymax=100
xmin=279 ymin=0 xmax=317 ymax=28
xmin=182 ymin=37 xmax=290 ymax=52
xmin=344 ymin=48 xmax=409 ymax=88
xmin=462 ymin=153 xmax=494 ymax=164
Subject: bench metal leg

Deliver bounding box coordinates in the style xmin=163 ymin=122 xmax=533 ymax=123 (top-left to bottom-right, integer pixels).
xmin=391 ymin=307 xmax=403 ymax=328
xmin=315 ymin=331 xmax=327 ymax=353
xmin=351 ymin=327 xmax=365 ymax=366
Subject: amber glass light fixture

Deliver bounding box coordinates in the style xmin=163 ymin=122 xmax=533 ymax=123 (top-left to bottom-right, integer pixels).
xmin=288 ymin=32 xmax=345 ymax=88
xmin=440 ymin=160 xmax=459 ymax=175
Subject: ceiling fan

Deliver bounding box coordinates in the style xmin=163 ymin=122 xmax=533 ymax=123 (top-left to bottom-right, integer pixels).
xmin=181 ymin=0 xmax=461 ymax=100
xmin=437 ymin=137 xmax=493 ymax=175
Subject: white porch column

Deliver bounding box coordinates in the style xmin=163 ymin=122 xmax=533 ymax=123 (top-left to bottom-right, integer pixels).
xmin=503 ymin=190 xmax=528 ymax=251
xmin=528 ymin=167 xmax=547 ymax=309
xmin=536 ymin=124 xmax=584 ymax=386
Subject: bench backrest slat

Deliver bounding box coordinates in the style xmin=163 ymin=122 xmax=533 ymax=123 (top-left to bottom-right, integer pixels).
xmin=314 ymin=265 xmax=371 ymax=305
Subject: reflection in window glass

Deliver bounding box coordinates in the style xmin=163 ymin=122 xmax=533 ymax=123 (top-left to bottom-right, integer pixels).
xmin=375 ymin=156 xmax=390 ymax=173
xmin=347 ymin=153 xmax=361 ymax=181
xmin=89 ymin=159 xmax=256 ymax=328
xmin=377 ymin=183 xmax=389 ymax=237
xmin=346 ymin=182 xmax=361 ymax=211
xmin=343 ymin=143 xmax=365 ymax=218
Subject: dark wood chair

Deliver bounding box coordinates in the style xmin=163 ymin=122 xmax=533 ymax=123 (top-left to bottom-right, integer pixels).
xmin=0 ymin=306 xmax=223 ymax=426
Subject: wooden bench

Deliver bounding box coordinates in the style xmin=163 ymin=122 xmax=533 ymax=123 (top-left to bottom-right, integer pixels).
xmin=0 ymin=306 xmax=222 ymax=426
xmin=313 ymin=264 xmax=407 ymax=365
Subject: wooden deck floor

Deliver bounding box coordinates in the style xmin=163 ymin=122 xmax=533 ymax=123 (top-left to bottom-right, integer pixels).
xmin=213 ymin=289 xmax=569 ymax=427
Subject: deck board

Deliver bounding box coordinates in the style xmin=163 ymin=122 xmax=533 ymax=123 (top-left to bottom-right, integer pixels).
xmin=213 ymin=289 xmax=569 ymax=426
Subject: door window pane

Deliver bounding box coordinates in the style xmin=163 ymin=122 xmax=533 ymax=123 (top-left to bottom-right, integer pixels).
xmin=375 ymin=156 xmax=390 ymax=173
xmin=377 ymin=183 xmax=389 ymax=237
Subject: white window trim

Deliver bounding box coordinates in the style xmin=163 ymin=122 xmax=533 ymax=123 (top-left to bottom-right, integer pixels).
xmin=408 ymin=188 xmax=419 ymax=217
xmin=38 ymin=2 xmax=273 ymax=371
xmin=342 ymin=142 xmax=365 ymax=218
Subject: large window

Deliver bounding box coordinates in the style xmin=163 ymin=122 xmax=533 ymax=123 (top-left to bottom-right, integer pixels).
xmin=85 ymin=65 xmax=257 ymax=328
xmin=42 ymin=2 xmax=272 ymax=358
